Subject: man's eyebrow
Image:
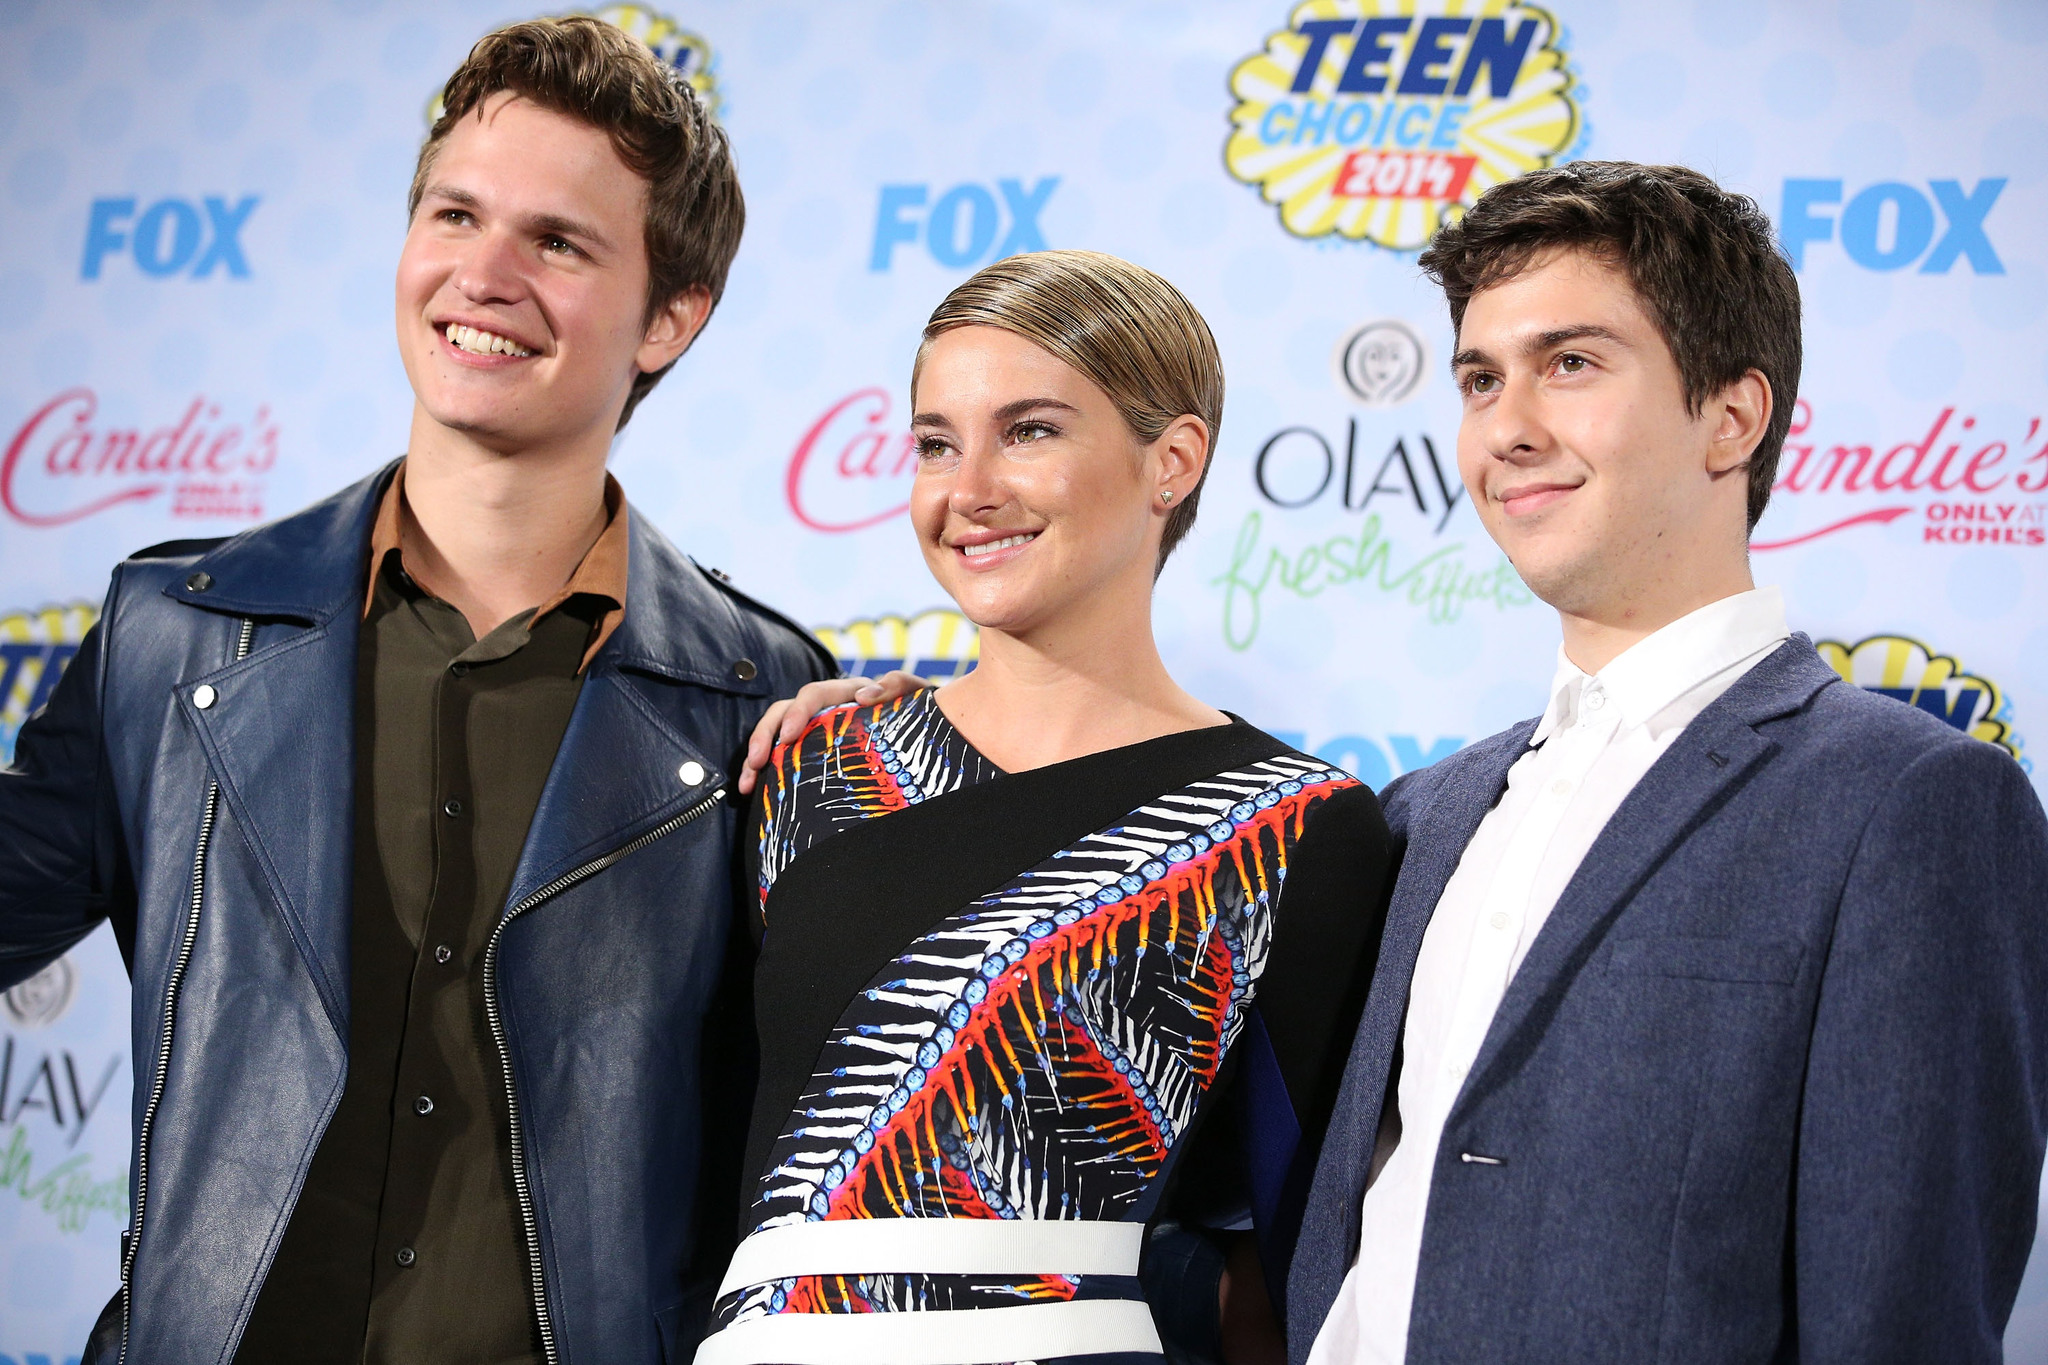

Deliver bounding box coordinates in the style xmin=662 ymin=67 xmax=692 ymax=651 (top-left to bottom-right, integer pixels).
xmin=416 ymin=185 xmax=614 ymax=254
xmin=1450 ymin=325 xmax=1631 ymax=372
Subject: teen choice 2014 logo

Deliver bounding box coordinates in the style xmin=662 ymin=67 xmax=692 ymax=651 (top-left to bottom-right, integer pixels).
xmin=1226 ymin=1 xmax=1582 ymax=250
xmin=429 ymin=5 xmax=721 ymax=122
xmin=2 ymin=601 xmax=97 ymax=766
xmin=815 ymin=609 xmax=980 ymax=682
xmin=1817 ymin=634 xmax=2022 ymax=761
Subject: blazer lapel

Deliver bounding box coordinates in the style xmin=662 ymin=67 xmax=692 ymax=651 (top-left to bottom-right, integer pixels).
xmin=1287 ymin=720 xmax=1535 ymax=1356
xmin=1453 ymin=638 xmax=1837 ymax=1108
xmin=169 ymin=466 xmax=392 ymax=1036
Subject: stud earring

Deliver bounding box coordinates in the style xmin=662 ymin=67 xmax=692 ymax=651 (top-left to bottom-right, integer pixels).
xmin=1160 ymin=489 xmax=1175 ymax=505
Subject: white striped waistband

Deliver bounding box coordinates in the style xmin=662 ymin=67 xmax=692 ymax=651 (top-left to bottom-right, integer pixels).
xmin=716 ymin=1217 xmax=1147 ymax=1301
xmin=692 ymin=1298 xmax=1163 ymax=1365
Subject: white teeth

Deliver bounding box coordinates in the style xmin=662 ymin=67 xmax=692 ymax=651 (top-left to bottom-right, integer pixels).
xmin=445 ymin=323 xmax=535 ymax=357
xmin=961 ymin=533 xmax=1036 ymax=558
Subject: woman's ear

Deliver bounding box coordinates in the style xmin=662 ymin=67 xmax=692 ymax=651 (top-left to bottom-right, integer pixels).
xmin=1154 ymin=414 xmax=1210 ymax=509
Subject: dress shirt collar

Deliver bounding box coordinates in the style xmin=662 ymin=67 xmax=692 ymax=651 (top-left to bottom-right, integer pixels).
xmin=1531 ymin=586 xmax=1790 ymax=744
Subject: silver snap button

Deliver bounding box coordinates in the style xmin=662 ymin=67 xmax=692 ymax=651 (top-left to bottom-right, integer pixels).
xmin=192 ymin=684 xmax=217 ymax=710
xmin=679 ymin=760 xmax=706 ymax=786
xmin=732 ymin=658 xmax=758 ymax=681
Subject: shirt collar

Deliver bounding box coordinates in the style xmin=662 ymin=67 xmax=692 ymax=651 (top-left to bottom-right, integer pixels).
xmin=362 ymin=459 xmax=630 ymax=673
xmin=1531 ymin=586 xmax=1791 ymax=743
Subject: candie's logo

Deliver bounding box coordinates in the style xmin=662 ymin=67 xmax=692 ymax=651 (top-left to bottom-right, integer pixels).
xmin=429 ymin=5 xmax=720 ymax=122
xmin=1756 ymin=402 xmax=2048 ymax=550
xmin=1226 ymin=1 xmax=1581 ymax=249
xmin=786 ymin=387 xmax=914 ymax=533
xmin=1817 ymin=634 xmax=2021 ymax=761
xmin=814 ymin=609 xmax=980 ymax=681
xmin=2 ymin=603 xmax=96 ymax=766
xmin=3 ymin=390 xmax=278 ymax=527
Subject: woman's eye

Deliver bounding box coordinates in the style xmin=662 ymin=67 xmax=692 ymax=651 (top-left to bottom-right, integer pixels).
xmin=1011 ymin=421 xmax=1055 ymax=444
xmin=915 ymin=437 xmax=952 ymax=461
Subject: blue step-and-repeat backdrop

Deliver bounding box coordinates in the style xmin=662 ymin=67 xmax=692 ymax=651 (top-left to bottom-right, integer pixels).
xmin=2 ymin=0 xmax=2044 ymax=1358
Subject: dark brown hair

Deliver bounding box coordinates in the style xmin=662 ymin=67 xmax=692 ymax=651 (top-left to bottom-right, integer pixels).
xmin=1418 ymin=161 xmax=1801 ymax=529
xmin=913 ymin=250 xmax=1225 ymax=573
xmin=410 ymin=15 xmax=743 ymax=428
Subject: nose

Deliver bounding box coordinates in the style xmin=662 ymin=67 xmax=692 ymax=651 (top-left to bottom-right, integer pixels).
xmin=450 ymin=224 xmax=527 ymax=307
xmin=1479 ymin=370 xmax=1551 ymax=467
xmin=946 ymin=440 xmax=1008 ymax=521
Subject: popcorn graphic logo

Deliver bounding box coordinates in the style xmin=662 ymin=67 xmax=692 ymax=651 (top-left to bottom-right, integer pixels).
xmin=430 ymin=5 xmax=721 ymax=123
xmin=815 ymin=609 xmax=980 ymax=681
xmin=1 ymin=602 xmax=97 ymax=766
xmin=1817 ymin=634 xmax=2021 ymax=761
xmin=1226 ymin=1 xmax=1582 ymax=250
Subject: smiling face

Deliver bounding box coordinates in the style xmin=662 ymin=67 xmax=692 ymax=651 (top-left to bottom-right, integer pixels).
xmin=910 ymin=326 xmax=1199 ymax=640
xmin=1452 ymin=248 xmax=1756 ymax=624
xmin=396 ymin=92 xmax=700 ymax=455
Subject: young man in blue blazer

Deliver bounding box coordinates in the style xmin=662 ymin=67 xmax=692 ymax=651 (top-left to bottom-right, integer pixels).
xmin=1290 ymin=161 xmax=2048 ymax=1364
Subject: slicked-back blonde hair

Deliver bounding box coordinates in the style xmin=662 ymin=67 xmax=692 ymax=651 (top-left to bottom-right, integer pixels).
xmin=410 ymin=15 xmax=742 ymax=429
xmin=913 ymin=250 xmax=1224 ymax=572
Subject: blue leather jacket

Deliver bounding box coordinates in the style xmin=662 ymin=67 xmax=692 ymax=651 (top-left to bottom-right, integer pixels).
xmin=0 ymin=467 xmax=836 ymax=1365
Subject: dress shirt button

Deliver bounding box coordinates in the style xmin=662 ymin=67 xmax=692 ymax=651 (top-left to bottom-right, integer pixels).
xmin=434 ymin=944 xmax=453 ymax=964
xmin=443 ymin=797 xmax=464 ymax=817
xmin=1583 ymin=689 xmax=1605 ymax=711
xmin=414 ymin=1094 xmax=434 ymax=1116
xmin=1489 ymin=911 xmax=1509 ymax=931
xmin=732 ymin=658 xmax=758 ymax=681
xmin=192 ymin=684 xmax=217 ymax=710
xmin=679 ymin=760 xmax=706 ymax=787
xmin=1550 ymin=778 xmax=1572 ymax=797
xmin=395 ymin=1246 xmax=416 ymax=1268
xmin=1447 ymin=1060 xmax=1467 ymax=1079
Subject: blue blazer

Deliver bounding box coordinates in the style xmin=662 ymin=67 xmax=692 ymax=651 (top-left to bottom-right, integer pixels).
xmin=1286 ymin=636 xmax=2048 ymax=1364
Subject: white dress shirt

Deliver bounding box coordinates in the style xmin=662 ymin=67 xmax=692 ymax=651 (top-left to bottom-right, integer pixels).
xmin=1307 ymin=587 xmax=1791 ymax=1365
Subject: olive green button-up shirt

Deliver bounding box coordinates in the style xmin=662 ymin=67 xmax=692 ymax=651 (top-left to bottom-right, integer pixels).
xmin=236 ymin=470 xmax=627 ymax=1365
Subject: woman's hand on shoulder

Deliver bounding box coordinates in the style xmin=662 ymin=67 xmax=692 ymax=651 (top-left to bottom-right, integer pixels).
xmin=736 ymin=671 xmax=931 ymax=794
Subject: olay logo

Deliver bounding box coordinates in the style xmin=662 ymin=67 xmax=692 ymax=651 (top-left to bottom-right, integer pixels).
xmin=3 ymin=388 xmax=278 ymax=526
xmin=785 ymin=387 xmax=916 ymax=533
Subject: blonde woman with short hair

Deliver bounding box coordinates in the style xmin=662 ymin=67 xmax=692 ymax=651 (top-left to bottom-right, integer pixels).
xmin=704 ymin=252 xmax=1394 ymax=1365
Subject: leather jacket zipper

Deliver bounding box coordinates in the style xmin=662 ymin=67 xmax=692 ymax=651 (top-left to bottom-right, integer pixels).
xmin=121 ymin=617 xmax=255 ymax=1364
xmin=484 ymin=786 xmax=727 ymax=1365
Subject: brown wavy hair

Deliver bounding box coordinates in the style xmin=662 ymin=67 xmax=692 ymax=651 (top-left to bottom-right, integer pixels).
xmin=410 ymin=15 xmax=742 ymax=428
xmin=1419 ymin=161 xmax=1801 ymax=529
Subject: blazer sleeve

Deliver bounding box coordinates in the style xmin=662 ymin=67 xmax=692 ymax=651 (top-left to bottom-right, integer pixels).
xmin=0 ymin=571 xmax=127 ymax=989
xmin=1795 ymin=737 xmax=2048 ymax=1362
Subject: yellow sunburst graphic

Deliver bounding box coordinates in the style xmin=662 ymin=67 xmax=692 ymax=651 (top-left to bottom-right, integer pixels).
xmin=428 ymin=5 xmax=721 ymax=124
xmin=1 ymin=602 xmax=98 ymax=764
xmin=814 ymin=609 xmax=980 ymax=682
xmin=1816 ymin=634 xmax=2021 ymax=759
xmin=1226 ymin=0 xmax=1580 ymax=249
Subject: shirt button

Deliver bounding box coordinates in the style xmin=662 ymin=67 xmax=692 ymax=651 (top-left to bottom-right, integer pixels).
xmin=1550 ymin=779 xmax=1572 ymax=797
xmin=1583 ymin=690 xmax=1605 ymax=711
xmin=1447 ymin=1060 xmax=1467 ymax=1079
xmin=434 ymin=944 xmax=453 ymax=964
xmin=443 ymin=797 xmax=464 ymax=817
xmin=395 ymin=1247 xmax=416 ymax=1268
xmin=414 ymin=1094 xmax=434 ymax=1116
xmin=1489 ymin=911 xmax=1509 ymax=931
xmin=192 ymin=684 xmax=217 ymax=710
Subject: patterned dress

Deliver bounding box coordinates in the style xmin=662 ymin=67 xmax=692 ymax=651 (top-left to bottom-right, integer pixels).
xmin=700 ymin=690 xmax=1391 ymax=1365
